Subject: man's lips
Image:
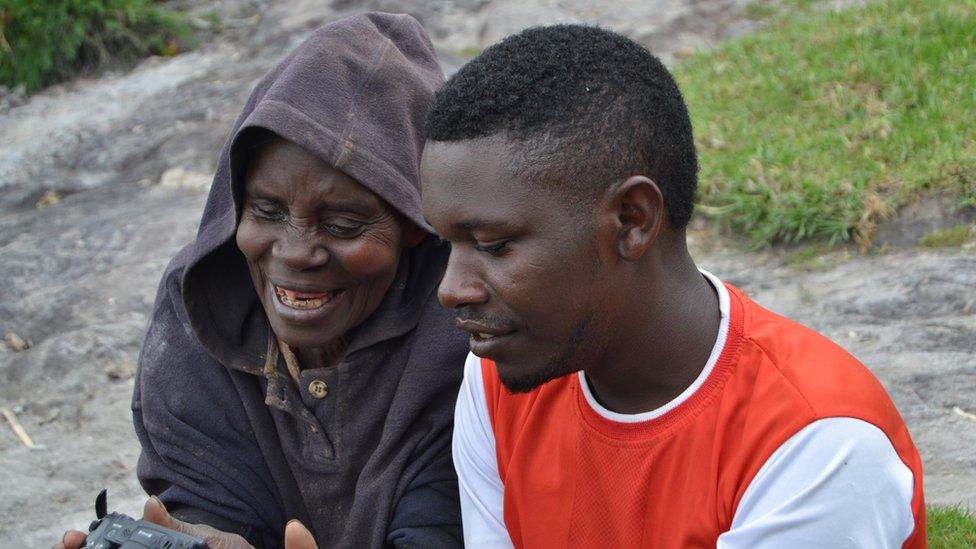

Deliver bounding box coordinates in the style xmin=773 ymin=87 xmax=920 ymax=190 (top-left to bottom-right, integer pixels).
xmin=457 ymin=318 xmax=518 ymax=358
xmin=455 ymin=319 xmax=515 ymax=340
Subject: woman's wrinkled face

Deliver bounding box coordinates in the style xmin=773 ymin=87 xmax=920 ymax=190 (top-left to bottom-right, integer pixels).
xmin=236 ymin=138 xmax=418 ymax=350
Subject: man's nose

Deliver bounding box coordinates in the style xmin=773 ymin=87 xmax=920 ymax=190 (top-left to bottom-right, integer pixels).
xmin=438 ymin=251 xmax=488 ymax=310
xmin=274 ymin=227 xmax=329 ymax=271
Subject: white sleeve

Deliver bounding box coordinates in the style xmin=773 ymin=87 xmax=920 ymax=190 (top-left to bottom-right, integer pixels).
xmin=718 ymin=417 xmax=917 ymax=548
xmin=453 ymin=352 xmax=514 ymax=548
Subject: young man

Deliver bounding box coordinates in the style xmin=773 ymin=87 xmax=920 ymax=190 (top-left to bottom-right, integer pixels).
xmin=421 ymin=25 xmax=925 ymax=548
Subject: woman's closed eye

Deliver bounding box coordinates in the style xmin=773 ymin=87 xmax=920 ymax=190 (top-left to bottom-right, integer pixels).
xmin=249 ymin=200 xmax=366 ymax=237
xmin=251 ymin=201 xmax=286 ymax=222
xmin=324 ymin=220 xmax=366 ymax=238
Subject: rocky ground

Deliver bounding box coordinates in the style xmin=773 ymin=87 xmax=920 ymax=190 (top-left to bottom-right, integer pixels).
xmin=0 ymin=0 xmax=972 ymax=546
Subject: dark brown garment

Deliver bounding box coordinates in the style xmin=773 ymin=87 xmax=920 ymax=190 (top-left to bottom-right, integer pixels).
xmin=132 ymin=13 xmax=467 ymax=548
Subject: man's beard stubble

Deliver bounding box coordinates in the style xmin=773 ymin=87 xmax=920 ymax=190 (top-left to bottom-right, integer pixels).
xmin=498 ymin=307 xmax=607 ymax=394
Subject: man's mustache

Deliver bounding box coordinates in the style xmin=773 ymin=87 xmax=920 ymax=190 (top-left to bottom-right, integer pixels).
xmin=455 ymin=308 xmax=518 ymax=332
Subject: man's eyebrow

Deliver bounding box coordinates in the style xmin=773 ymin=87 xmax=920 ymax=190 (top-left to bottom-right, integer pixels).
xmin=454 ymin=218 xmax=512 ymax=231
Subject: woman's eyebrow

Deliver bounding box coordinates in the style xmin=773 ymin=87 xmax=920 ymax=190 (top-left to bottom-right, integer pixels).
xmin=246 ymin=188 xmax=375 ymax=214
xmin=246 ymin=189 xmax=283 ymax=202
xmin=317 ymin=198 xmax=380 ymax=216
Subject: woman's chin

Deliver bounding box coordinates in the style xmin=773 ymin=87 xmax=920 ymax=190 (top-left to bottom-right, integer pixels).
xmin=271 ymin=323 xmax=346 ymax=352
xmin=265 ymin=301 xmax=350 ymax=352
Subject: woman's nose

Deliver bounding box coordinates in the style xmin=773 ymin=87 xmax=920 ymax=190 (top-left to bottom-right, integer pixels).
xmin=438 ymin=251 xmax=488 ymax=309
xmin=274 ymin=228 xmax=330 ymax=271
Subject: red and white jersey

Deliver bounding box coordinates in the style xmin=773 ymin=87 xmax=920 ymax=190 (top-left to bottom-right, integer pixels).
xmin=453 ymin=270 xmax=925 ymax=548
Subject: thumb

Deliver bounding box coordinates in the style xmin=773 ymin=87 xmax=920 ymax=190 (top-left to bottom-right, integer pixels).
xmin=142 ymin=497 xmax=182 ymax=532
xmin=141 ymin=498 xmax=252 ymax=548
xmin=143 ymin=497 xmax=174 ymax=528
xmin=284 ymin=520 xmax=317 ymax=549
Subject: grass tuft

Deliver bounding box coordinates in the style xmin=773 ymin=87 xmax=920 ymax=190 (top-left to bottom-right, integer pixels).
xmin=676 ymin=0 xmax=976 ymax=248
xmin=928 ymin=505 xmax=976 ymax=548
xmin=918 ymin=224 xmax=975 ymax=248
xmin=744 ymin=1 xmax=779 ymax=20
xmin=784 ymin=241 xmax=851 ymax=271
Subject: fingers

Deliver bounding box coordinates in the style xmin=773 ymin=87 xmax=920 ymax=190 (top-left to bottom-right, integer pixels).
xmin=284 ymin=520 xmax=318 ymax=549
xmin=142 ymin=498 xmax=253 ymax=549
xmin=52 ymin=499 xmax=178 ymax=549
xmin=52 ymin=529 xmax=86 ymax=549
xmin=57 ymin=498 xmax=259 ymax=549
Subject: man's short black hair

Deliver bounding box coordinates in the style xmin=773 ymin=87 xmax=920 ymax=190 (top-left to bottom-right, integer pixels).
xmin=425 ymin=24 xmax=699 ymax=229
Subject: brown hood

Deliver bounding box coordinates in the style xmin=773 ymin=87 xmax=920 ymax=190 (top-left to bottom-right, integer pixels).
xmin=178 ymin=12 xmax=444 ymax=368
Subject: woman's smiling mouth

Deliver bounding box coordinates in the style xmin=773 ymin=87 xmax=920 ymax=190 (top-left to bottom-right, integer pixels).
xmin=270 ymin=283 xmax=347 ymax=323
xmin=274 ymin=285 xmax=341 ymax=310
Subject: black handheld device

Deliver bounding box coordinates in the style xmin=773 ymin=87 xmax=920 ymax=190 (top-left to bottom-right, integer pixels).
xmin=82 ymin=490 xmax=208 ymax=549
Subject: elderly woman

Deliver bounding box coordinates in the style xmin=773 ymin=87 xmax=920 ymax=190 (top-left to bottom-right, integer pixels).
xmin=57 ymin=12 xmax=467 ymax=549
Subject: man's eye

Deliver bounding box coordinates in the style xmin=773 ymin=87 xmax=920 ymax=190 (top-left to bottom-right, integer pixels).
xmin=474 ymin=240 xmax=511 ymax=256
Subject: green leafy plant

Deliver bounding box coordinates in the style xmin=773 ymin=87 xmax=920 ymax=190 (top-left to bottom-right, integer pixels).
xmin=0 ymin=0 xmax=194 ymax=93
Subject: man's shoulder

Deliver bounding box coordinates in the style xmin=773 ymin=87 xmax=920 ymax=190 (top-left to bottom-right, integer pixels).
xmin=730 ymin=285 xmax=899 ymax=421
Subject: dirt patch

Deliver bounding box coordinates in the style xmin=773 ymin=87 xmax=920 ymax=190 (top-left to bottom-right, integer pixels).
xmin=873 ymin=191 xmax=976 ymax=248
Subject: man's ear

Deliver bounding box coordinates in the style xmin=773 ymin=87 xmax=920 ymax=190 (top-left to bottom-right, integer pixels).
xmin=602 ymin=175 xmax=664 ymax=262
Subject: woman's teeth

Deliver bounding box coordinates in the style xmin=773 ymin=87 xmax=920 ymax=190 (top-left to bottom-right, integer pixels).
xmin=274 ymin=286 xmax=333 ymax=309
xmin=282 ymin=295 xmax=324 ymax=309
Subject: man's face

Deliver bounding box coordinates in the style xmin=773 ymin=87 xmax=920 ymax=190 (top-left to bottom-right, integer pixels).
xmin=422 ymin=137 xmax=613 ymax=392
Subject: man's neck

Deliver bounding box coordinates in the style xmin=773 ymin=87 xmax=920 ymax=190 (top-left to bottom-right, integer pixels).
xmin=584 ymin=254 xmax=721 ymax=415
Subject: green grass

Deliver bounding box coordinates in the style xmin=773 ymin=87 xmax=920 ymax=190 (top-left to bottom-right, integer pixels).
xmin=676 ymin=0 xmax=976 ymax=248
xmin=457 ymin=45 xmax=485 ymax=58
xmin=0 ymin=0 xmax=194 ymax=93
xmin=929 ymin=505 xmax=976 ymax=548
xmin=744 ymin=1 xmax=779 ymax=20
xmin=784 ymin=241 xmax=851 ymax=271
xmin=919 ymin=224 xmax=975 ymax=248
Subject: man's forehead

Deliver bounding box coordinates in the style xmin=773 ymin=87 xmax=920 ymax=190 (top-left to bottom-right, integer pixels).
xmin=423 ymin=140 xmax=503 ymax=201
xmin=422 ymin=137 xmax=513 ymax=179
xmin=422 ymin=143 xmax=539 ymax=229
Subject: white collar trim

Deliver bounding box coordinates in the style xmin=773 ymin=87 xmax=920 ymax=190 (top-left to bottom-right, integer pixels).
xmin=578 ymin=268 xmax=730 ymax=423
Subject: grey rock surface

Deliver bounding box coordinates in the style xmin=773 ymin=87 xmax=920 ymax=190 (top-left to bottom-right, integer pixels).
xmin=1 ymin=0 xmax=972 ymax=546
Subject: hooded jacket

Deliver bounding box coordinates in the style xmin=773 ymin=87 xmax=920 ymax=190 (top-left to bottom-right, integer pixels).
xmin=132 ymin=13 xmax=468 ymax=548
